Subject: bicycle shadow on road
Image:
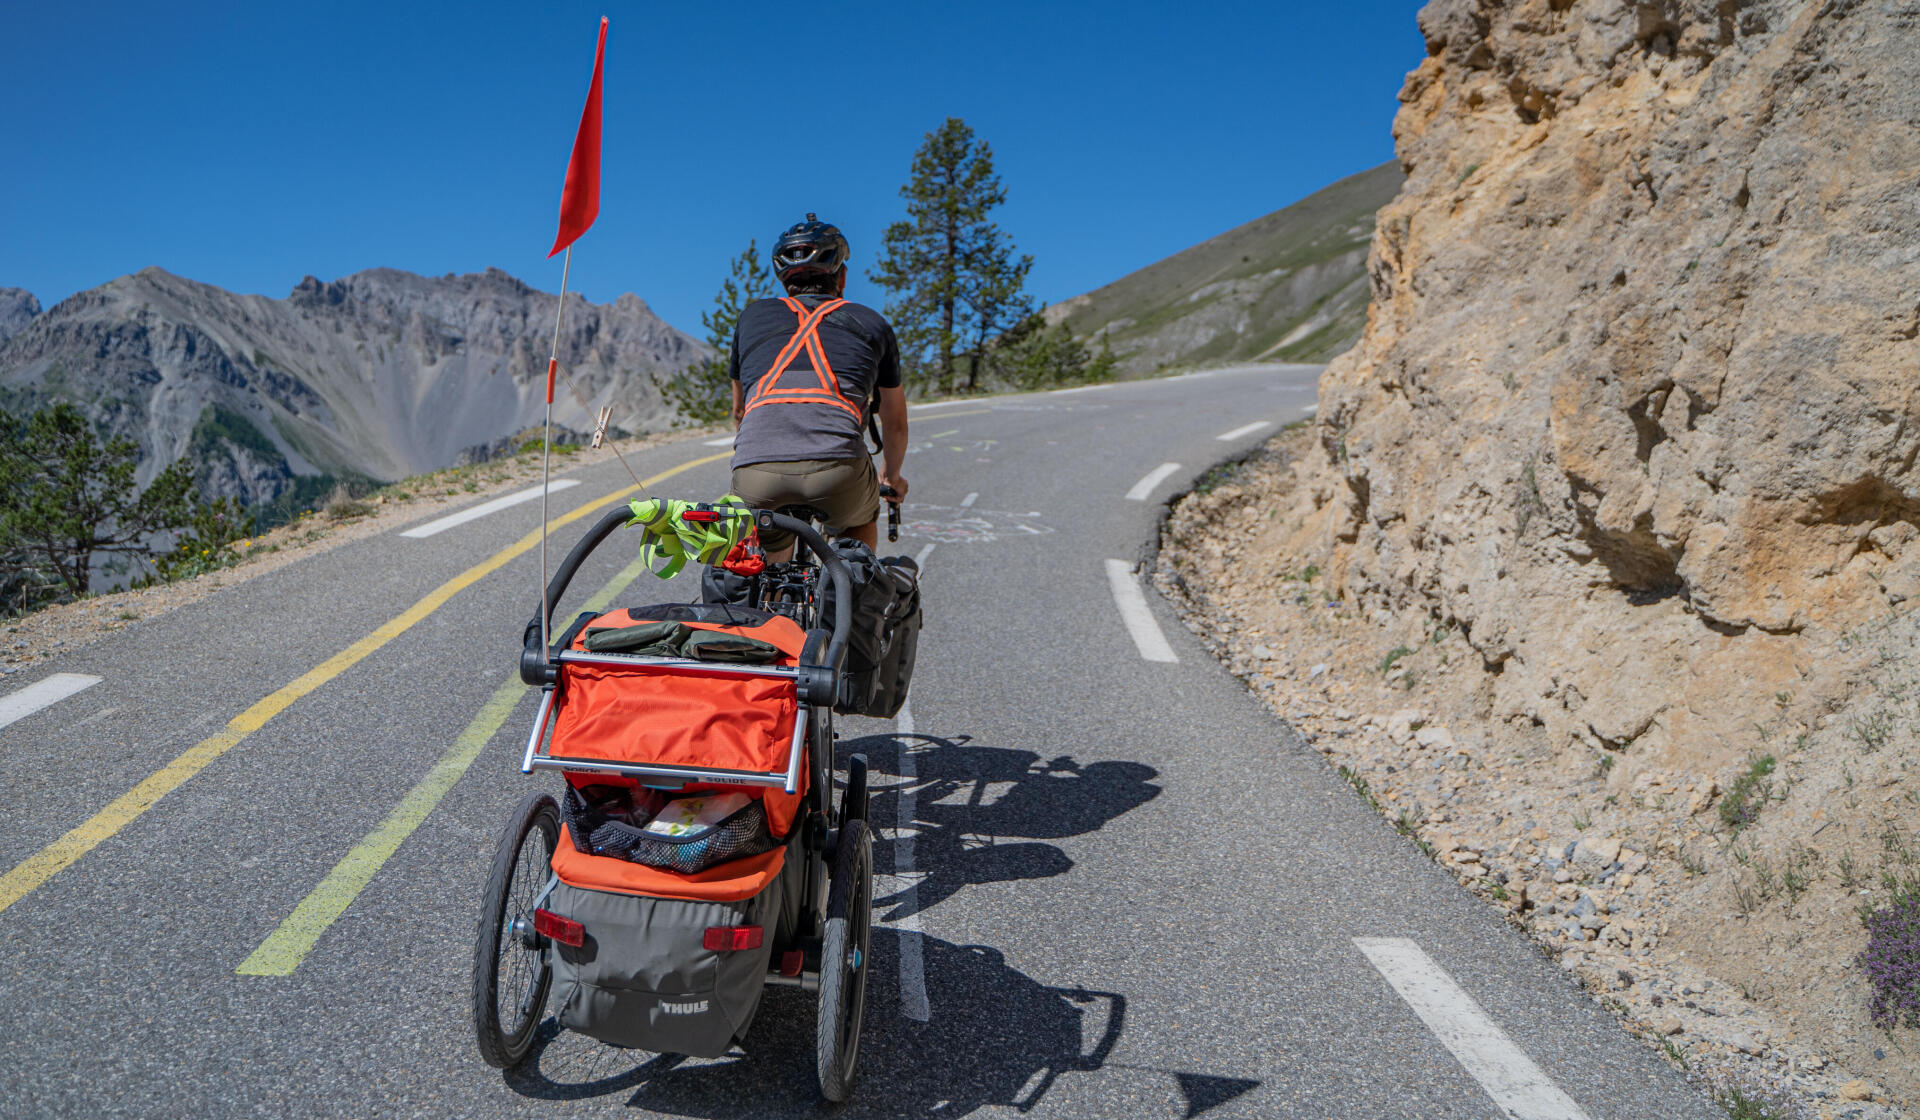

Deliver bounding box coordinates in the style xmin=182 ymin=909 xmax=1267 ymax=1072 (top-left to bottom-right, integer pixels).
xmin=844 ymin=731 xmax=1162 ymax=922
xmin=505 ymin=929 xmax=1133 ymax=1117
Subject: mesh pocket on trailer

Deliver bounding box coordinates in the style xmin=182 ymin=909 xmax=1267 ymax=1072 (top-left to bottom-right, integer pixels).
xmin=564 ymin=786 xmax=777 ymax=873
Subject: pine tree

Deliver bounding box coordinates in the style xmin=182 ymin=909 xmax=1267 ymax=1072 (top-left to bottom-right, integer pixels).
xmin=995 ymin=310 xmax=1116 ymax=390
xmin=872 ymin=118 xmax=1031 ymax=395
xmin=960 ymin=226 xmax=1034 ymax=392
xmin=653 ymin=239 xmax=775 ymax=425
xmin=0 ymin=402 xmax=199 ymax=608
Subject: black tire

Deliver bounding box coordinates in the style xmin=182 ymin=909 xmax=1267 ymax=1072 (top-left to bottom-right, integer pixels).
xmin=816 ymin=818 xmax=873 ymax=1102
xmin=472 ymin=791 xmax=559 ymax=1069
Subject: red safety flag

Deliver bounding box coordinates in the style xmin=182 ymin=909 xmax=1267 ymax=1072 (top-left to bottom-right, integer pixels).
xmin=548 ymin=17 xmax=607 ymax=258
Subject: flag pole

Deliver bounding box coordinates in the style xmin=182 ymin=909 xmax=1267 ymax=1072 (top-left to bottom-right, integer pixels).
xmin=541 ymin=245 xmax=573 ymax=657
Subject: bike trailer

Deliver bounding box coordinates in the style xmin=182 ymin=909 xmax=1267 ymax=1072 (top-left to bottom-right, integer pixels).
xmin=531 ymin=605 xmax=811 ymax=1057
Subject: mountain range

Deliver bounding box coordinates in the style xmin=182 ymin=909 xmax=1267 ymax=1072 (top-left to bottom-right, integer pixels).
xmin=0 ymin=267 xmax=702 ymax=509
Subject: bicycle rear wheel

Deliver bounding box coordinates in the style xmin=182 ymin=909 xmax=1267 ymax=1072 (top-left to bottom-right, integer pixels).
xmin=472 ymin=792 xmax=559 ymax=1069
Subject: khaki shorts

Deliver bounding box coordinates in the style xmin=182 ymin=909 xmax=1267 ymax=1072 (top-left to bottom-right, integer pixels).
xmin=730 ymin=458 xmax=880 ymax=551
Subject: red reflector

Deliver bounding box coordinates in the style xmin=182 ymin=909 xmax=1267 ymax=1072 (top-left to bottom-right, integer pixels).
xmin=702 ymin=925 xmax=764 ymax=952
xmin=680 ymin=510 xmax=722 ymax=522
xmin=534 ymin=908 xmax=585 ymax=947
xmin=780 ymin=949 xmax=804 ymax=977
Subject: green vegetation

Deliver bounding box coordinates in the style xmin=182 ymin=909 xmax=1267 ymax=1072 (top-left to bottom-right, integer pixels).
xmin=0 ymin=403 xmax=214 ymax=613
xmin=653 ymin=239 xmax=775 ymax=426
xmin=986 ymin=311 xmax=1115 ymax=390
xmin=1718 ymin=754 xmax=1776 ymax=832
xmin=188 ymin=404 xmax=278 ymax=462
xmin=872 ymin=117 xmax=1034 ymax=395
xmin=1379 ymin=645 xmax=1414 ymax=675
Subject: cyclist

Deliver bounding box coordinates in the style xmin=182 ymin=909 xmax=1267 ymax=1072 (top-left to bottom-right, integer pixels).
xmin=729 ymin=214 xmax=908 ymax=559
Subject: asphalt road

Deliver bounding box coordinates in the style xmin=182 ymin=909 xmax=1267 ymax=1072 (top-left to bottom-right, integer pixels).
xmin=0 ymin=365 xmax=1723 ymax=1119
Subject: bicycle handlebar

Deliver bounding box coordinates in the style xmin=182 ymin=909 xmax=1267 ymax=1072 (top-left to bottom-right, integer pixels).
xmin=521 ymin=505 xmax=854 ymax=696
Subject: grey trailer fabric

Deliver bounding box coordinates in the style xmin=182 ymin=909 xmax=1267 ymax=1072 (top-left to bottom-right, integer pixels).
xmin=548 ymin=834 xmax=802 ymax=1057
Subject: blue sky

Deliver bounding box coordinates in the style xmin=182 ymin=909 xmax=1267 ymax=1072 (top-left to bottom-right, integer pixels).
xmin=2 ymin=1 xmax=1426 ymax=338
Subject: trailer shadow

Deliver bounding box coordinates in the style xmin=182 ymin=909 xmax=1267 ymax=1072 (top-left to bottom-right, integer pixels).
xmin=847 ymin=730 xmax=1162 ymax=922
xmin=506 ymin=930 xmax=1128 ymax=1117
xmin=499 ymin=730 xmax=1220 ymax=1116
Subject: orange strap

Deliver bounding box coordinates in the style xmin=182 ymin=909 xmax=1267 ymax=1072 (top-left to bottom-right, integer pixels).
xmin=742 ymin=297 xmax=863 ymax=422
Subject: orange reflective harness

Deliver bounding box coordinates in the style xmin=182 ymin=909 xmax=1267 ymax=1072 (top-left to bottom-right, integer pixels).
xmin=740 ymin=297 xmax=865 ymax=424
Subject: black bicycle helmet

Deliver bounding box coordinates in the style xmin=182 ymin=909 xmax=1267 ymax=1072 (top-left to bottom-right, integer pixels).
xmin=772 ymin=213 xmax=850 ymax=287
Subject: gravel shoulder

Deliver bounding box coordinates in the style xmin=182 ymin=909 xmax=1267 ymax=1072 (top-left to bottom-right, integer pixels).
xmin=1156 ymin=426 xmax=1917 ymax=1120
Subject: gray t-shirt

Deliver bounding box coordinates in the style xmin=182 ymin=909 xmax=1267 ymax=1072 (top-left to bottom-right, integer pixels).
xmin=729 ymin=295 xmax=902 ymax=467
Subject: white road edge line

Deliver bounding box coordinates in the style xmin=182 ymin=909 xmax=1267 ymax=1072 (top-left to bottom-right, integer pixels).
xmin=0 ymin=673 xmax=102 ymax=732
xmin=913 ymin=543 xmax=936 ymax=569
xmin=1354 ymin=938 xmax=1594 ymax=1120
xmin=909 ymin=399 xmax=975 ymax=412
xmin=399 ymin=480 xmax=581 ymax=539
xmin=960 ymin=492 xmax=978 ymax=508
xmin=1104 ymin=560 xmax=1178 ymax=663
xmin=894 ymin=699 xmax=932 ymax=1022
xmin=701 ymin=435 xmax=735 ymax=447
xmin=1303 ymin=404 xmax=1318 ymax=416
xmin=1126 ymin=463 xmax=1181 ymax=502
xmin=1215 ymin=420 xmax=1274 ymax=441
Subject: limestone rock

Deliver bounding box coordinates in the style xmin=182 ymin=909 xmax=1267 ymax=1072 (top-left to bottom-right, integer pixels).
xmin=1286 ymin=0 xmax=1920 ymax=771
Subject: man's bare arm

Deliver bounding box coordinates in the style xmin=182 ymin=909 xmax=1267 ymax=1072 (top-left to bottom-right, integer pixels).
xmin=876 ymin=385 xmax=908 ymax=499
xmin=731 ymin=381 xmax=745 ymax=427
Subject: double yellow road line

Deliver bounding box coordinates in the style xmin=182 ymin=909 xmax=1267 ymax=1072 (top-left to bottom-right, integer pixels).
xmin=0 ymin=452 xmax=728 ymax=918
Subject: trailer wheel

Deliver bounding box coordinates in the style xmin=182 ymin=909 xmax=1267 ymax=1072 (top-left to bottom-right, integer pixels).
xmin=816 ymin=818 xmax=873 ymax=1101
xmin=472 ymin=792 xmax=559 ymax=1069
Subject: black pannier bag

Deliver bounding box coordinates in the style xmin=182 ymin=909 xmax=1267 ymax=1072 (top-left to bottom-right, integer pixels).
xmin=864 ymin=555 xmax=921 ymax=718
xmin=816 ymin=539 xmax=920 ymax=718
xmin=700 ymin=539 xmax=922 ymax=718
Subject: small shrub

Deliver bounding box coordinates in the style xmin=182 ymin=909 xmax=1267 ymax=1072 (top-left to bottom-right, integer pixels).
xmin=1379 ymin=646 xmax=1414 ymax=675
xmin=1859 ymin=890 xmax=1920 ymax=1029
xmin=1718 ymin=754 xmax=1775 ymax=832
xmin=1688 ymin=1059 xmax=1812 ymax=1120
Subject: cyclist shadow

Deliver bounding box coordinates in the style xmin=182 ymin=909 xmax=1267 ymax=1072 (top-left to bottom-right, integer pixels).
xmin=846 ymin=731 xmax=1162 ymax=923
xmin=505 ymin=930 xmax=1127 ymax=1117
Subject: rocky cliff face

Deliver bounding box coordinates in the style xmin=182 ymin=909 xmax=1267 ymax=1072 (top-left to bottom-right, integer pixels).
xmin=1245 ymin=0 xmax=1920 ymax=1098
xmin=0 ymin=268 xmax=700 ymax=507
xmin=1295 ymin=0 xmax=1918 ymax=767
xmin=0 ymin=288 xmax=39 ymax=344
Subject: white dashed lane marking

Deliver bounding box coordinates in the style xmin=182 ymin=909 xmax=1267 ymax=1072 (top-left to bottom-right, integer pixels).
xmin=1215 ymin=420 xmax=1274 ymax=441
xmin=701 ymin=435 xmax=735 ymax=447
xmin=892 ymin=699 xmax=931 ymax=1022
xmin=1354 ymin=938 xmax=1594 ymax=1120
xmin=398 ymin=480 xmax=581 ymax=539
xmin=0 ymin=673 xmax=102 ymax=733
xmin=959 ymin=492 xmax=978 ymax=508
xmin=1126 ymin=463 xmax=1181 ymax=502
xmin=1104 ymin=560 xmax=1178 ymax=663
